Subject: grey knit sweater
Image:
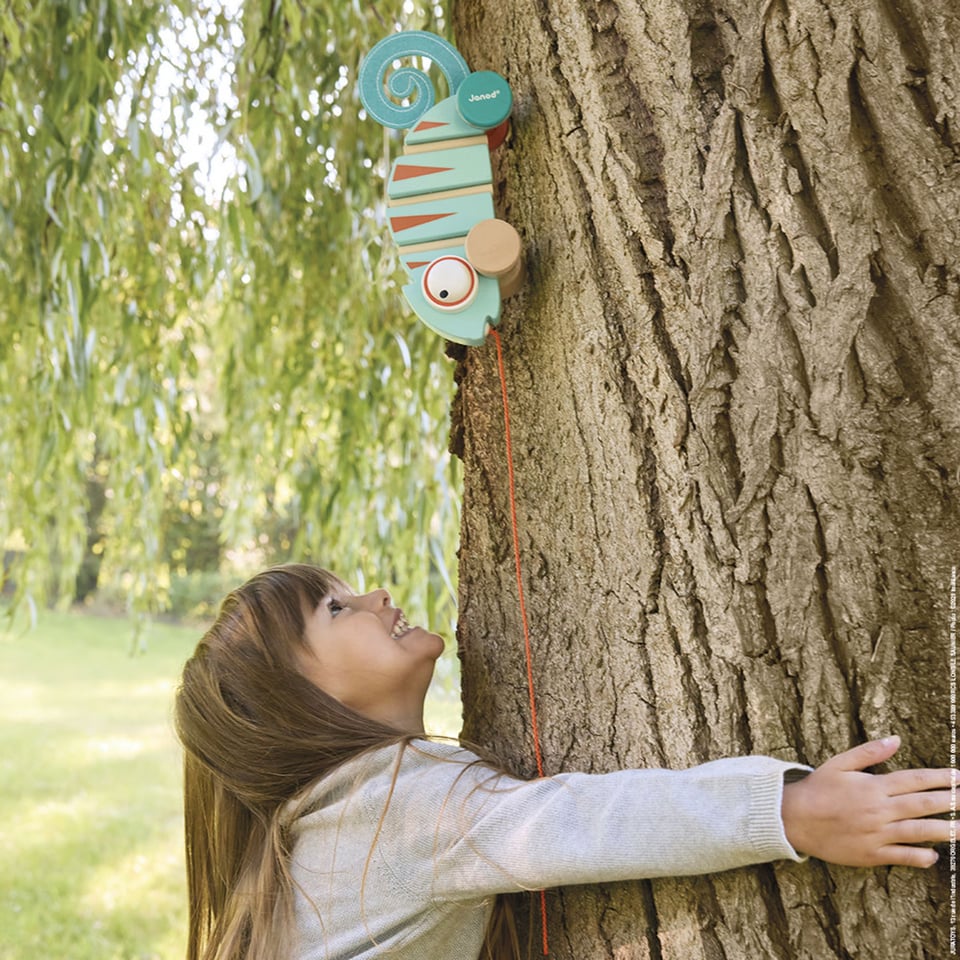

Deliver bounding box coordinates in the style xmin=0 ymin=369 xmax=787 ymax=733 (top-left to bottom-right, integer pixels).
xmin=286 ymin=739 xmax=810 ymax=959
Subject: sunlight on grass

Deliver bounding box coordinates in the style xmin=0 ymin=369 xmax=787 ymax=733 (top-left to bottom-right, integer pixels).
xmin=78 ymin=833 xmax=187 ymax=960
xmin=1 ymin=607 xmax=463 ymax=958
xmin=0 ymin=610 xmax=194 ymax=960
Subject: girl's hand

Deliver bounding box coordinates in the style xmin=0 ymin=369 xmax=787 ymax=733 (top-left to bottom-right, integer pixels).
xmin=781 ymin=735 xmax=957 ymax=867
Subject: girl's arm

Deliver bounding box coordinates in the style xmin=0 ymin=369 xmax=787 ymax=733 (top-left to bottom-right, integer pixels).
xmin=781 ymin=735 xmax=956 ymax=868
xmin=399 ymin=749 xmax=812 ymax=900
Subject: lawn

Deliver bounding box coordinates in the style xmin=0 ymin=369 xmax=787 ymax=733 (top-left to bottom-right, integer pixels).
xmin=0 ymin=609 xmax=462 ymax=960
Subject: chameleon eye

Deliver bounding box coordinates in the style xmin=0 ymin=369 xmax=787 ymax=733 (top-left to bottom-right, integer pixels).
xmin=422 ymin=256 xmax=478 ymax=312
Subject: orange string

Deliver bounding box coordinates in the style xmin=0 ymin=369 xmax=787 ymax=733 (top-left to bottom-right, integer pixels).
xmin=489 ymin=326 xmax=549 ymax=957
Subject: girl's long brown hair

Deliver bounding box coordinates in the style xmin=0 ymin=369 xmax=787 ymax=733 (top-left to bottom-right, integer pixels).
xmin=174 ymin=563 xmax=522 ymax=960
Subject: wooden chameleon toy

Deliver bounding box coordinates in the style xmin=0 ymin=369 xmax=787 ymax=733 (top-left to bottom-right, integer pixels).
xmin=359 ymin=31 xmax=522 ymax=346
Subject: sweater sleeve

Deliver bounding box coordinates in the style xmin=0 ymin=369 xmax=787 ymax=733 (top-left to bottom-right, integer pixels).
xmin=376 ymin=747 xmax=811 ymax=902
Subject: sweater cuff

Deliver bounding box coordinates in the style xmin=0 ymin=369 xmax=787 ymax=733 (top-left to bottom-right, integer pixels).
xmin=748 ymin=762 xmax=813 ymax=863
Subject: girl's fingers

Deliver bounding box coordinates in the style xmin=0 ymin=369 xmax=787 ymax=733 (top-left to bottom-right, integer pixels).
xmin=883 ymin=767 xmax=960 ymax=796
xmin=889 ymin=788 xmax=957 ymax=820
xmin=875 ymin=845 xmax=940 ymax=869
xmin=823 ymin=736 xmax=901 ymax=772
xmin=886 ymin=814 xmax=956 ymax=845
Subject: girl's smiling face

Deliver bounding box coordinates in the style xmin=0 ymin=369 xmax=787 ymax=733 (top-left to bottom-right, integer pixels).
xmin=299 ymin=586 xmax=445 ymax=732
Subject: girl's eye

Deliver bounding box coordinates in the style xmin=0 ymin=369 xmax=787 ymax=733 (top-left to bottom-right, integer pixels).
xmin=328 ymin=598 xmax=346 ymax=617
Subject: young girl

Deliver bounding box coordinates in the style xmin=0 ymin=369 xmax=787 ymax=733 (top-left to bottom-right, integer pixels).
xmin=174 ymin=563 xmax=954 ymax=960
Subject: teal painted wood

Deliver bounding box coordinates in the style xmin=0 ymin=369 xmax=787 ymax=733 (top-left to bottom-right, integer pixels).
xmin=456 ymin=72 xmax=513 ymax=129
xmin=400 ymin=243 xmax=501 ymax=346
xmin=388 ymin=192 xmax=495 ymax=246
xmin=387 ymin=144 xmax=493 ymax=200
xmin=358 ymin=32 xmax=469 ymax=130
xmin=404 ymin=97 xmax=485 ymax=146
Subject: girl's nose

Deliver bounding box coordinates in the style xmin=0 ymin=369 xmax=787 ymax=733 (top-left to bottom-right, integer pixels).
xmin=359 ymin=588 xmax=391 ymax=609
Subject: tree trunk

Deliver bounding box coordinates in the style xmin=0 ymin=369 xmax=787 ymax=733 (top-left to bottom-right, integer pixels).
xmin=450 ymin=0 xmax=959 ymax=957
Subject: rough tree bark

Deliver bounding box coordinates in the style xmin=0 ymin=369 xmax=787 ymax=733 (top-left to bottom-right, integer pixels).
xmin=449 ymin=1 xmax=959 ymax=957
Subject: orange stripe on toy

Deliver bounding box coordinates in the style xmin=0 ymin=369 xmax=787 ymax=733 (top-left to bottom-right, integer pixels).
xmin=390 ymin=211 xmax=455 ymax=233
xmin=392 ymin=163 xmax=454 ymax=182
xmin=405 ymin=260 xmax=431 ymax=269
xmin=414 ymin=120 xmax=448 ymax=131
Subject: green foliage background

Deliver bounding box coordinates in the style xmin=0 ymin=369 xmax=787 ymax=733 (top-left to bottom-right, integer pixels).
xmin=0 ymin=0 xmax=461 ymax=639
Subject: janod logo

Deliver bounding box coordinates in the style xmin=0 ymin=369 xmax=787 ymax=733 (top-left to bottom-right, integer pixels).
xmin=467 ymin=89 xmax=502 ymax=102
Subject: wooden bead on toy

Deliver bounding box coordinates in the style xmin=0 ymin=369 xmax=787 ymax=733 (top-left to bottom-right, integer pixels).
xmin=465 ymin=219 xmax=522 ymax=278
xmin=498 ymin=259 xmax=523 ymax=299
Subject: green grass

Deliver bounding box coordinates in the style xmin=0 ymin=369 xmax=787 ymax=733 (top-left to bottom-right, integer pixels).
xmin=0 ymin=609 xmax=462 ymax=960
xmin=0 ymin=611 xmax=196 ymax=960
